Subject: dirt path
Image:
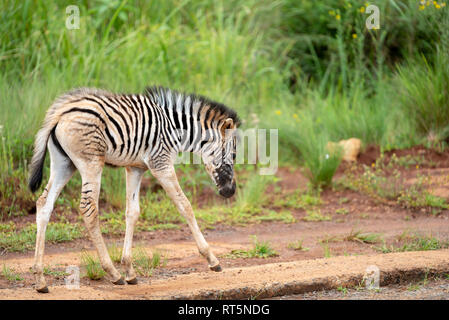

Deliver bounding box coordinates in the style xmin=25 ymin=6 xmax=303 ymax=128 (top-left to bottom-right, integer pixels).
xmin=2 ymin=213 xmax=449 ymax=273
xmin=1 ymin=214 xmax=449 ymax=299
xmin=1 ymin=148 xmax=448 ymax=299
xmin=1 ymin=249 xmax=448 ymax=299
xmin=275 ymin=278 xmax=449 ymax=300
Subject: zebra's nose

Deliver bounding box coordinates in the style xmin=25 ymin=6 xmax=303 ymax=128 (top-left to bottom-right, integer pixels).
xmin=219 ymin=181 xmax=236 ymax=198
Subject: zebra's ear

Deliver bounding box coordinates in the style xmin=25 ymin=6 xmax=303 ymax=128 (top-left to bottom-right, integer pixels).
xmin=221 ymin=118 xmax=235 ymax=137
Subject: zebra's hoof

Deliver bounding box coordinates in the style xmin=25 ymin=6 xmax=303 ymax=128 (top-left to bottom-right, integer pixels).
xmin=36 ymin=286 xmax=49 ymax=293
xmin=210 ymin=264 xmax=222 ymax=272
xmin=112 ymin=277 xmax=125 ymax=285
xmin=126 ymin=277 xmax=138 ymax=285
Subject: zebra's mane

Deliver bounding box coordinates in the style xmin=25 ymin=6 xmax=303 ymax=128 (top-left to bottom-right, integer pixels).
xmin=144 ymin=86 xmax=239 ymax=125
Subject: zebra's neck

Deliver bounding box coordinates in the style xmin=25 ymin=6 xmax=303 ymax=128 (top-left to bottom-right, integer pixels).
xmin=145 ymin=87 xmax=230 ymax=155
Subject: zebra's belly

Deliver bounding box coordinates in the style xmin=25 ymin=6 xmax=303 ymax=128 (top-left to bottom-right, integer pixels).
xmin=104 ymin=152 xmax=148 ymax=169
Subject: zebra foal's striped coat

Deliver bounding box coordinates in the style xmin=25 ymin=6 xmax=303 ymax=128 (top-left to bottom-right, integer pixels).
xmin=29 ymin=87 xmax=239 ymax=293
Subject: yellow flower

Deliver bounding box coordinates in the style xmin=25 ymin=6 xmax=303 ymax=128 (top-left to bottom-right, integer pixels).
xmin=371 ymin=162 xmax=375 ymax=167
xmin=352 ymin=33 xmax=357 ymax=39
xmin=293 ymin=113 xmax=298 ymax=119
xmin=436 ymin=3 xmax=441 ymax=8
xmin=336 ymin=14 xmax=341 ymax=20
xmin=416 ymin=165 xmax=419 ymax=169
xmin=275 ymin=110 xmax=281 ymax=115
xmin=433 ymin=1 xmax=437 ymax=5
xmin=419 ymin=4 xmax=425 ymax=9
xmin=329 ymin=10 xmax=335 ymax=16
xmin=442 ymin=3 xmax=446 ymax=7
xmin=359 ymin=6 xmax=365 ymax=13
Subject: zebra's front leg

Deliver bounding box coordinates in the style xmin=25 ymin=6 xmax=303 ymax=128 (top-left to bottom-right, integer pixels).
xmin=151 ymin=166 xmax=221 ymax=271
xmin=121 ymin=167 xmax=145 ymax=284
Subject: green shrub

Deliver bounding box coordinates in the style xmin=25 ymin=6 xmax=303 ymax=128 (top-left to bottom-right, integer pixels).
xmin=397 ymin=51 xmax=449 ymax=145
xmin=81 ymin=251 xmax=106 ymax=280
xmin=281 ymin=0 xmax=449 ymax=86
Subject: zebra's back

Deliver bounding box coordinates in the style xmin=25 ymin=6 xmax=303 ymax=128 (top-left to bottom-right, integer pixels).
xmin=37 ymin=86 xmax=238 ymax=171
xmin=49 ymin=88 xmax=162 ymax=168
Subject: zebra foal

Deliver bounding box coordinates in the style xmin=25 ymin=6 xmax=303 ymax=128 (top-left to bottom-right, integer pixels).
xmin=28 ymin=87 xmax=239 ymax=293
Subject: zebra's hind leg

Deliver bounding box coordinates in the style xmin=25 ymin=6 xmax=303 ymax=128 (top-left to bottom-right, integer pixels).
xmin=77 ymin=162 xmax=124 ymax=285
xmin=55 ymin=118 xmax=123 ymax=285
xmin=121 ymin=166 xmax=145 ymax=284
xmin=33 ymin=139 xmax=76 ymax=293
xmin=151 ymin=166 xmax=221 ymax=272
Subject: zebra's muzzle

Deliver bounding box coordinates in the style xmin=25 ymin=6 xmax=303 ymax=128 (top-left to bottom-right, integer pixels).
xmin=219 ymin=180 xmax=236 ymax=198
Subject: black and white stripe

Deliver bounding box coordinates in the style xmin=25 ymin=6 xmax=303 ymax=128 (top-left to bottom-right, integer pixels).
xmin=57 ymin=86 xmax=238 ymax=171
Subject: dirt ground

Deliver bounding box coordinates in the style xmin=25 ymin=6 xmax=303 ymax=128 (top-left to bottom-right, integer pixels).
xmin=1 ymin=145 xmax=449 ymax=299
xmin=274 ymin=277 xmax=449 ymax=300
xmin=1 ymin=249 xmax=448 ymax=299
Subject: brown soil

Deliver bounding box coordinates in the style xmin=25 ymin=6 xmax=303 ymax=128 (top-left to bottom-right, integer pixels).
xmin=1 ymin=249 xmax=448 ymax=299
xmin=274 ymin=277 xmax=449 ymax=300
xmin=1 ymin=146 xmax=449 ymax=299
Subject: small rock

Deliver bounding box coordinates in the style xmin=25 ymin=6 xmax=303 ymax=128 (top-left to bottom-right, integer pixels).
xmin=327 ymin=138 xmax=362 ymax=162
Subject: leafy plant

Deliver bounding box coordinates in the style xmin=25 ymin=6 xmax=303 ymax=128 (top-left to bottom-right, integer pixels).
xmin=81 ymin=252 xmax=106 ymax=280
xmin=107 ymin=244 xmax=123 ymax=264
xmin=226 ymin=235 xmax=278 ymax=259
xmin=133 ymin=247 xmax=163 ymax=277
xmin=287 ymin=240 xmax=309 ymax=251
xmin=1 ymin=265 xmax=23 ymax=281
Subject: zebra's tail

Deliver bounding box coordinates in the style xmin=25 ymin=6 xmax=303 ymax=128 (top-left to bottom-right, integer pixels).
xmin=28 ymin=97 xmax=68 ymax=192
xmin=28 ymin=124 xmax=55 ymax=193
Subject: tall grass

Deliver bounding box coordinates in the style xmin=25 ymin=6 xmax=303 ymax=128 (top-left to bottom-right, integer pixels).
xmin=396 ymin=51 xmax=449 ymax=147
xmin=281 ymin=0 xmax=449 ymax=88
xmin=0 ymin=0 xmax=448 ymax=209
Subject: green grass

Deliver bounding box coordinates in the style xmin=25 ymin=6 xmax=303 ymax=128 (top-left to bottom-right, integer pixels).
xmin=387 ymin=154 xmax=427 ymax=169
xmin=407 ymin=272 xmax=430 ymax=292
xmin=377 ymin=233 xmax=449 ymax=253
xmin=321 ymin=242 xmax=332 ymax=258
xmin=343 ymin=230 xmax=382 ymax=244
xmin=303 ymin=209 xmax=331 ymax=222
xmin=287 ymin=240 xmax=309 ymax=251
xmin=43 ymin=266 xmax=69 ymax=277
xmin=138 ymin=223 xmax=181 ymax=232
xmin=226 ymin=235 xmax=278 ymax=259
xmin=273 ymin=109 xmax=343 ymax=188
xmin=107 ymin=244 xmax=123 ymax=264
xmin=340 ymin=163 xmax=404 ymax=201
xmin=397 ymin=182 xmax=449 ymax=214
xmin=254 ymin=210 xmax=296 ymax=223
xmin=1 ymin=0 xmax=449 ymax=223
xmin=340 ymin=163 xmax=448 ymax=213
xmin=397 ymin=51 xmax=449 ymax=146
xmin=1 ymin=264 xmax=23 ymax=281
xmin=234 ymin=172 xmax=273 ymax=210
xmin=337 ymin=286 xmax=348 ymax=295
xmin=319 ymin=230 xmax=382 ymax=245
xmin=81 ymin=251 xmax=106 ymax=280
xmin=335 ymin=208 xmax=349 ymax=215
xmin=132 ymin=247 xmax=163 ymax=277
xmin=273 ymin=187 xmax=322 ymax=209
xmin=0 ymin=222 xmax=83 ymax=253
xmin=0 ymin=221 xmax=15 ymax=233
